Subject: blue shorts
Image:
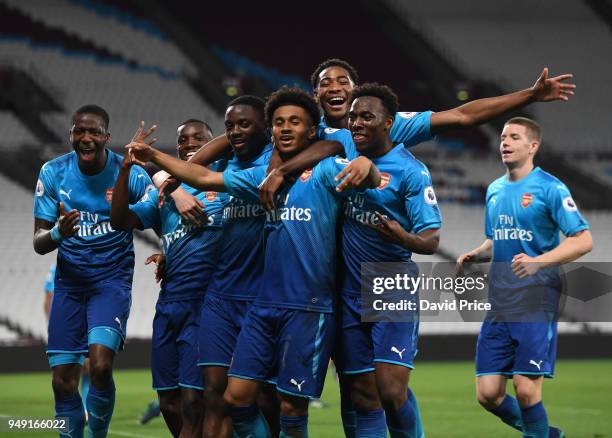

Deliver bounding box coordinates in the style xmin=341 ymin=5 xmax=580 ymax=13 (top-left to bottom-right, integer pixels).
xmin=47 ymin=280 xmax=131 ymax=359
xmin=228 ymin=305 xmax=334 ymax=399
xmin=476 ymin=313 xmax=557 ymax=378
xmin=335 ymin=294 xmax=418 ymax=374
xmin=152 ymin=298 xmax=204 ymax=391
xmin=198 ymin=294 xmax=252 ymax=368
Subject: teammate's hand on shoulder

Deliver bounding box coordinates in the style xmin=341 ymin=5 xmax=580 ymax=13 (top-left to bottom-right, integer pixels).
xmin=171 ymin=189 xmax=207 ymax=226
xmin=511 ymin=253 xmax=541 ymax=278
xmin=335 ymin=156 xmax=373 ymax=192
xmin=158 ymin=177 xmax=180 ymax=208
xmin=531 ymin=67 xmax=576 ymax=102
xmin=58 ymin=201 xmax=79 ymax=238
xmin=145 ymin=253 xmax=166 ymax=283
xmin=258 ymin=168 xmax=286 ymax=211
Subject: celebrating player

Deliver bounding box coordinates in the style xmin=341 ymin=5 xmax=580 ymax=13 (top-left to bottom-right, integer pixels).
xmin=456 ymin=117 xmax=592 ymax=438
xmin=127 ymin=86 xmax=381 ymax=438
xmin=111 ymin=119 xmax=227 ymax=437
xmin=33 ymin=105 xmax=153 ymax=438
xmin=333 ymin=84 xmax=441 ymax=438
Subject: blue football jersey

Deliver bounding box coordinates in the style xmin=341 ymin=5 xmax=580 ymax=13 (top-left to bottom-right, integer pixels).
xmin=130 ymin=183 xmax=227 ymax=301
xmin=34 ymin=150 xmax=153 ymax=289
xmin=44 ymin=265 xmax=56 ymax=293
xmin=318 ymin=111 xmax=433 ymax=151
xmin=342 ymin=145 xmax=442 ymax=296
xmin=485 ymin=167 xmax=589 ymax=311
xmin=206 ymin=145 xmax=273 ymax=301
xmin=223 ymin=155 xmax=355 ymax=313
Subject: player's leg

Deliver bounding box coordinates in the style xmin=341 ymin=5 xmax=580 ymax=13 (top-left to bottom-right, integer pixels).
xmin=47 ymin=291 xmax=89 ymax=438
xmin=151 ymin=301 xmax=182 ymax=436
xmin=275 ymin=310 xmax=335 ymax=438
xmin=374 ymin=363 xmax=415 ymax=438
xmin=81 ymin=359 xmax=90 ymax=420
xmin=338 ymin=374 xmax=357 ymax=438
xmin=259 ymin=382 xmax=281 ymax=438
xmin=224 ymin=305 xmax=278 ymax=437
xmin=345 ymin=372 xmax=386 ymax=438
xmin=179 ymin=388 xmax=204 ymax=438
xmin=85 ymin=282 xmax=131 ymax=438
xmin=475 ymin=320 xmax=523 ymax=432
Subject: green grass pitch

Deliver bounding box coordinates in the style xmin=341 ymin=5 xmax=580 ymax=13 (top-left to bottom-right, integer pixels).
xmin=0 ymin=360 xmax=609 ymax=437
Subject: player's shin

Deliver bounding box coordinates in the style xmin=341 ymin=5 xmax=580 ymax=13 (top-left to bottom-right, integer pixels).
xmin=520 ymin=401 xmax=549 ymax=438
xmin=227 ymin=404 xmax=271 ymax=438
xmin=55 ymin=393 xmax=86 ymax=438
xmin=279 ymin=414 xmax=308 ymax=438
xmin=355 ymin=409 xmax=386 ymax=438
xmin=86 ymin=379 xmax=116 ymax=438
xmin=339 ymin=376 xmax=357 ymax=438
xmin=407 ymin=389 xmax=424 ymax=438
xmin=487 ymin=395 xmax=523 ymax=432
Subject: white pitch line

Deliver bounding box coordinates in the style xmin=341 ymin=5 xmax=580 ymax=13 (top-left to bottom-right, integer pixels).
xmin=108 ymin=430 xmax=154 ymax=438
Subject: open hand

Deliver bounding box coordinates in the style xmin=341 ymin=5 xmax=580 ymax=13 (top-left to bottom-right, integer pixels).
xmin=58 ymin=201 xmax=79 ymax=238
xmin=531 ymin=68 xmax=576 ymax=102
xmin=145 ymin=253 xmax=166 ymax=283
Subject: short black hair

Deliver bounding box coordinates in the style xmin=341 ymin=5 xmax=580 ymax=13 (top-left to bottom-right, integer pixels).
xmin=264 ymin=86 xmax=320 ymax=128
xmin=72 ymin=105 xmax=109 ymax=129
xmin=227 ymin=95 xmax=266 ymax=122
xmin=178 ymin=118 xmax=213 ymax=136
xmin=311 ymin=58 xmax=359 ymax=89
xmin=350 ymin=83 xmax=399 ymax=118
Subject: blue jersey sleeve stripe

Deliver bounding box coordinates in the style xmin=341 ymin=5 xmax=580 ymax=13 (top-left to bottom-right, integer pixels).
xmin=35 ymin=213 xmax=58 ymax=223
xmin=412 ymin=221 xmax=442 ymax=235
xmin=563 ymin=224 xmax=590 ymax=237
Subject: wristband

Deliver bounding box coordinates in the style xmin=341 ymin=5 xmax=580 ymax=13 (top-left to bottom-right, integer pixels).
xmin=50 ymin=225 xmax=64 ymax=243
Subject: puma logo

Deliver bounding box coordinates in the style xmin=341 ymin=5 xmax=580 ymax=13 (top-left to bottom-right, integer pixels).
xmin=59 ymin=188 xmax=72 ymax=200
xmin=391 ymin=346 xmax=406 ymax=359
xmin=290 ymin=378 xmax=305 ymax=392
xmin=529 ymin=359 xmax=543 ymax=371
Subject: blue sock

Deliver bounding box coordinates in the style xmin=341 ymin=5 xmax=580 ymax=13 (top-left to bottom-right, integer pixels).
xmin=80 ymin=375 xmax=90 ymax=414
xmin=386 ymin=397 xmax=417 ymax=438
xmin=228 ymin=404 xmax=270 ymax=438
xmin=341 ymin=409 xmax=357 ymax=438
xmin=279 ymin=414 xmax=308 ymax=438
xmin=407 ymin=389 xmax=424 ymax=438
xmin=55 ymin=393 xmax=85 ymax=438
xmin=356 ymin=409 xmax=386 ymax=438
xmin=86 ymin=380 xmax=115 ymax=438
xmin=488 ymin=395 xmax=523 ymax=431
xmin=520 ymin=401 xmax=549 ymax=438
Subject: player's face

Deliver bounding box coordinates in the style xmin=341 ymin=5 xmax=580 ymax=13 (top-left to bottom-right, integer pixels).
xmin=499 ymin=123 xmax=537 ymax=167
xmin=348 ymin=96 xmax=393 ymax=154
xmin=70 ymin=113 xmax=109 ymax=169
xmin=271 ymin=105 xmax=316 ymax=157
xmin=225 ymin=105 xmax=266 ymax=158
xmin=314 ymin=66 xmax=355 ymax=120
xmin=176 ymin=123 xmax=213 ymax=161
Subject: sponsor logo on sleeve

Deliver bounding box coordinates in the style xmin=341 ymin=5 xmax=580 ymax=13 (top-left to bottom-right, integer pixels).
xmin=398 ymin=112 xmax=418 ymax=119
xmin=35 ymin=179 xmax=44 ymax=197
xmin=324 ymin=127 xmax=339 ymax=134
xmin=335 ymin=158 xmax=350 ymax=165
xmin=563 ymin=196 xmax=578 ymax=212
xmin=424 ymin=186 xmax=437 ymax=205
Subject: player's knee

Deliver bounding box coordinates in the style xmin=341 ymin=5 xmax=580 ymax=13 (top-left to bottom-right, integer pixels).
xmin=378 ymin=384 xmax=406 ymax=411
xmin=159 ymin=393 xmax=181 ymax=417
xmin=89 ymin=359 xmax=113 ymax=389
xmin=52 ymin=371 xmax=79 ymax=398
xmin=514 ymin=383 xmax=539 ymax=407
xmin=222 ymin=387 xmax=244 ymax=408
xmin=181 ymin=392 xmax=203 ymax=424
xmin=476 ymin=387 xmax=505 ymax=410
xmin=351 ymin=379 xmax=380 ymax=411
xmin=279 ymin=397 xmax=308 ymax=417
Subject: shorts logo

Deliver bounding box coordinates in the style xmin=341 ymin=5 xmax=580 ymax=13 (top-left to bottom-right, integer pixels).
xmin=391 ymin=346 xmax=405 ymax=359
xmin=335 ymin=158 xmax=350 ymax=165
xmin=521 ymin=193 xmax=533 ymax=208
xmin=205 ymin=191 xmax=218 ymax=202
xmin=378 ymin=173 xmax=391 ymax=190
xmin=529 ymin=359 xmax=543 ymax=371
xmin=563 ymin=196 xmax=577 ymax=212
xmin=35 ymin=179 xmax=44 ymax=197
xmin=300 ymin=169 xmax=313 ymax=182
xmin=290 ymin=378 xmax=305 ymax=392
xmin=105 ymin=188 xmax=114 ymax=203
xmin=424 ymin=186 xmax=437 ymax=205
xmin=114 ymin=317 xmax=122 ymax=329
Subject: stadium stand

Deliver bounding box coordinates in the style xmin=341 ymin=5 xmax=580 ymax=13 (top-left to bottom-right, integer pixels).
xmin=0 ymin=112 xmax=39 ymax=150
xmin=0 ymin=173 xmax=159 ymax=342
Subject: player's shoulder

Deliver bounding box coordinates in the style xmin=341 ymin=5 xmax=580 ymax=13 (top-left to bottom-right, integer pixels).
xmin=487 ymin=174 xmax=507 ymax=192
xmin=41 ymin=151 xmax=75 ymax=173
xmin=534 ymin=167 xmax=565 ymax=187
xmin=320 ymin=127 xmax=352 ymax=142
xmin=399 ymin=150 xmax=429 ymax=178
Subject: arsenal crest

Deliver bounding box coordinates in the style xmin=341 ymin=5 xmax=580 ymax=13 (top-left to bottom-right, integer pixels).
xmin=300 ymin=169 xmax=313 ymax=182
xmin=378 ymin=173 xmax=391 ymax=190
xmin=105 ymin=188 xmax=113 ymax=203
xmin=521 ymin=193 xmax=533 ymax=208
xmin=205 ymin=191 xmax=218 ymax=202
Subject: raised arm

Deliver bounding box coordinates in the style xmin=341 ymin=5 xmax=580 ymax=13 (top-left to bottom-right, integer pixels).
xmin=110 ymin=154 xmax=145 ymax=230
xmin=187 ymin=134 xmax=233 ymax=166
xmin=430 ymin=68 xmax=575 ymax=135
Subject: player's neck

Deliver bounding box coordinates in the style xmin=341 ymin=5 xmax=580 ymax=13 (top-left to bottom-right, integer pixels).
xmin=325 ymin=115 xmax=348 ymax=130
xmin=236 ymin=141 xmax=266 ymax=162
xmin=363 ymin=137 xmax=394 ymax=159
xmin=78 ymin=149 xmax=108 ymax=176
xmin=506 ymin=161 xmax=534 ymax=182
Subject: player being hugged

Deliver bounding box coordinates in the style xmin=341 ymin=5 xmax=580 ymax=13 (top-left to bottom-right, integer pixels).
xmin=457 ymin=117 xmax=592 ymax=438
xmin=111 ymin=119 xmax=226 ymax=438
xmin=33 ymin=105 xmax=153 ymax=438
xmin=127 ymin=86 xmax=381 ymax=438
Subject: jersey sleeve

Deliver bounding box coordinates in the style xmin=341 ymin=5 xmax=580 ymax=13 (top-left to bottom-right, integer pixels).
xmin=33 ymin=163 xmax=59 ymax=223
xmin=129 ymin=187 xmax=161 ymax=230
xmin=484 ymin=187 xmax=494 ymax=239
xmin=321 ymin=128 xmax=358 ymax=160
xmin=403 ymin=164 xmax=442 ymax=233
xmin=390 ymin=111 xmax=434 ymax=147
xmin=223 ymin=165 xmax=266 ymax=203
xmin=546 ymin=182 xmax=589 ymax=236
xmin=128 ymin=165 xmax=154 ymax=203
xmin=44 ymin=265 xmax=56 ymax=293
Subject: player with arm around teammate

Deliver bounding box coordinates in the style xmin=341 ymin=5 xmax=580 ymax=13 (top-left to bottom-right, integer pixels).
xmin=457 ymin=117 xmax=592 ymax=438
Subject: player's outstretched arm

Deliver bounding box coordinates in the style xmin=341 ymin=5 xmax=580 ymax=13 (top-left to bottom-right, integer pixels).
xmin=512 ymin=230 xmax=592 ymax=278
xmin=368 ymin=212 xmax=439 ymax=254
xmin=110 ymin=154 xmax=145 ymax=231
xmin=187 ymin=134 xmax=232 ymax=166
xmin=260 ymin=140 xmax=343 ymax=210
xmin=430 ymin=68 xmax=575 ymax=135
xmin=33 ymin=203 xmax=79 ymax=255
xmin=456 ymin=239 xmax=493 ymax=275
